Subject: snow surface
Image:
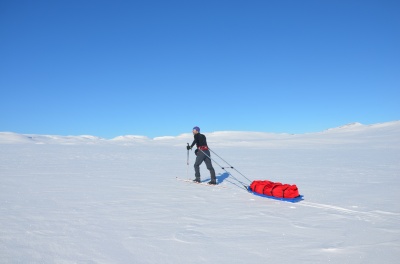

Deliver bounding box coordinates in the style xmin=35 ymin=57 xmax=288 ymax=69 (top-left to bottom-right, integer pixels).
xmin=1 ymin=121 xmax=400 ymax=263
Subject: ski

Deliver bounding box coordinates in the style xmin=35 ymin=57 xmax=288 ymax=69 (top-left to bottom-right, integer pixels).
xmin=176 ymin=177 xmax=229 ymax=189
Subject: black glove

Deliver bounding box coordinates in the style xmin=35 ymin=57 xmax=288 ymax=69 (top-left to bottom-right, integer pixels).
xmin=186 ymin=145 xmax=192 ymax=150
xmin=194 ymin=149 xmax=199 ymax=156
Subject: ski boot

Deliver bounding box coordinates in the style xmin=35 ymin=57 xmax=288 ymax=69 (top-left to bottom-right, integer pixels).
xmin=207 ymin=180 xmax=217 ymax=185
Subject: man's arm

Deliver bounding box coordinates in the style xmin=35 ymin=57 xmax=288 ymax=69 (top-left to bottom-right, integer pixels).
xmin=190 ymin=139 xmax=196 ymax=148
xmin=190 ymin=134 xmax=199 ymax=149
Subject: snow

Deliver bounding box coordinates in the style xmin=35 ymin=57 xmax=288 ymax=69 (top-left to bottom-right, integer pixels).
xmin=1 ymin=121 xmax=400 ymax=263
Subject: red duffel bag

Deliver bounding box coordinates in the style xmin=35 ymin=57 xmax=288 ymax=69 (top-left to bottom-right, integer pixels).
xmin=250 ymin=180 xmax=299 ymax=198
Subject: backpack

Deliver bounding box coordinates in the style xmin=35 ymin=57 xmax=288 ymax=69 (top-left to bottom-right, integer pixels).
xmin=250 ymin=180 xmax=299 ymax=198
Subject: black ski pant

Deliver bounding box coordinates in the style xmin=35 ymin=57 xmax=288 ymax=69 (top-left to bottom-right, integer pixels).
xmin=194 ymin=149 xmax=216 ymax=181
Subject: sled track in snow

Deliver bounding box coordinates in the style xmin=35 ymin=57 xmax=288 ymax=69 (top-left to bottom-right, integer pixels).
xmin=297 ymin=201 xmax=400 ymax=223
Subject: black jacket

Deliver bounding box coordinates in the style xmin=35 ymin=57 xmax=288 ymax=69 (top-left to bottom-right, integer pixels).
xmin=190 ymin=133 xmax=208 ymax=149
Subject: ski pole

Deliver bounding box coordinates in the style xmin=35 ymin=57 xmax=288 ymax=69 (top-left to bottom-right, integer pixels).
xmin=199 ymin=149 xmax=249 ymax=191
xmin=186 ymin=143 xmax=190 ymax=179
xmin=209 ymin=148 xmax=252 ymax=183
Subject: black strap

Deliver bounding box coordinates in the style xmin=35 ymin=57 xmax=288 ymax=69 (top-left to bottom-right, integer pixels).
xmin=281 ymin=185 xmax=290 ymax=198
xmin=262 ymin=184 xmax=270 ymax=195
xmin=270 ymin=185 xmax=278 ymax=196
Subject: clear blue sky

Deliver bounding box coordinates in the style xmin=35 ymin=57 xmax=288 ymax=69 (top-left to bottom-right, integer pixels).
xmin=1 ymin=0 xmax=399 ymax=138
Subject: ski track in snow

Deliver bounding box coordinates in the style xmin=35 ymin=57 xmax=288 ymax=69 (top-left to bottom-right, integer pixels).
xmin=297 ymin=201 xmax=399 ymax=223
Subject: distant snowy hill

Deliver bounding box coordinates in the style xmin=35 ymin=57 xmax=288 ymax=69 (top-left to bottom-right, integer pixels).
xmin=1 ymin=121 xmax=399 ymax=146
xmin=0 ymin=132 xmax=105 ymax=144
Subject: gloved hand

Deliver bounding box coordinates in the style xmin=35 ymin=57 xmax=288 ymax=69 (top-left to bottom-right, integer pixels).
xmin=194 ymin=149 xmax=199 ymax=156
xmin=186 ymin=145 xmax=192 ymax=150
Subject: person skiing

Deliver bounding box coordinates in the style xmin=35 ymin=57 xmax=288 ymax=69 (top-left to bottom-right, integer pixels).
xmin=186 ymin=126 xmax=217 ymax=185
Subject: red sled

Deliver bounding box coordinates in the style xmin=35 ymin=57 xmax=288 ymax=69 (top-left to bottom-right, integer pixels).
xmin=249 ymin=180 xmax=303 ymax=203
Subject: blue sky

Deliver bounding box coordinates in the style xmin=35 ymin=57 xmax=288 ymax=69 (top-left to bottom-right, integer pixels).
xmin=1 ymin=0 xmax=399 ymax=138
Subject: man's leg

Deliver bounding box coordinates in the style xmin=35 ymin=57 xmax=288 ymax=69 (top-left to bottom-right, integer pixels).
xmin=203 ymin=150 xmax=216 ymax=183
xmin=193 ymin=151 xmax=205 ymax=181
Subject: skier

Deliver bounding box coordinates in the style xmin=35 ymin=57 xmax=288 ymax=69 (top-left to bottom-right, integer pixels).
xmin=186 ymin=126 xmax=217 ymax=185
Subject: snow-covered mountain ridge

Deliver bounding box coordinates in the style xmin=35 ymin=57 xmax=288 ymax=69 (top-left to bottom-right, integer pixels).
xmin=1 ymin=120 xmax=399 ymax=145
